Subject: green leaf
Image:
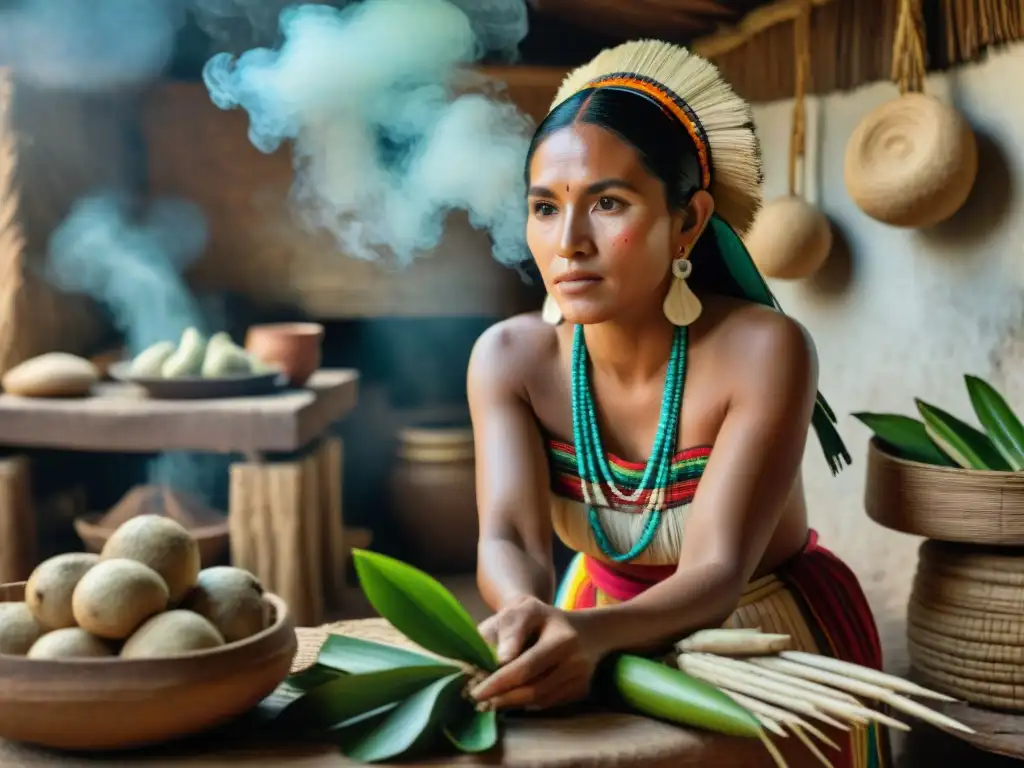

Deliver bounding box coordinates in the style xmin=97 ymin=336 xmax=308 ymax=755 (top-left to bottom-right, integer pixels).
xmin=318 ymin=633 xmax=446 ymax=674
xmin=916 ymin=399 xmax=1011 ymax=471
xmin=444 ymin=706 xmax=499 ymax=753
xmin=611 ymin=654 xmax=762 ymax=739
xmin=352 ymin=549 xmax=497 ymax=672
xmin=965 ymin=375 xmax=1024 ymax=471
xmin=344 ymin=671 xmax=467 ymax=763
xmin=332 ymin=704 xmax=399 ymax=752
xmin=852 ymin=412 xmax=954 ymax=466
xmin=277 ymin=665 xmax=460 ymax=729
xmin=259 ymin=664 xmax=345 ymax=719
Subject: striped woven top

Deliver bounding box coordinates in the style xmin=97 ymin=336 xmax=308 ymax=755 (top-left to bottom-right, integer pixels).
xmin=546 ymin=439 xmax=711 ymax=512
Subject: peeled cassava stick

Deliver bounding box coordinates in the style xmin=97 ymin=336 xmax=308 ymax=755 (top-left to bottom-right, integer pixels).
xmin=726 ymin=690 xmax=840 ymax=752
xmin=778 ymin=650 xmax=957 ymax=702
xmin=677 ymin=628 xmax=792 ymax=655
xmin=791 ymin=725 xmax=833 ymax=768
xmin=677 ymin=655 xmax=849 ymax=731
xmin=689 ymin=653 xmax=861 ymax=705
xmin=680 ymin=654 xmax=909 ymax=732
xmin=750 ymin=658 xmax=973 ymax=735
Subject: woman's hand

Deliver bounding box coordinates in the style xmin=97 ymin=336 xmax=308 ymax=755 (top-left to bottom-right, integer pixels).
xmin=469 ymin=595 xmax=605 ymax=711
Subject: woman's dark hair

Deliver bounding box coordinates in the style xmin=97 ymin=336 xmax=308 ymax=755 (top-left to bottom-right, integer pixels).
xmin=525 ymin=86 xmax=746 ymax=300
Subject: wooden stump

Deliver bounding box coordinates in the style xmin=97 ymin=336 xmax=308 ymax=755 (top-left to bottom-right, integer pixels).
xmin=0 ymin=456 xmax=35 ymax=583
xmin=228 ymin=437 xmax=346 ymax=626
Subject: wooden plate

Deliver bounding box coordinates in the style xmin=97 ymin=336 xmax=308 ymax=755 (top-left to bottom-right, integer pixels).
xmin=108 ymin=361 xmax=288 ymax=399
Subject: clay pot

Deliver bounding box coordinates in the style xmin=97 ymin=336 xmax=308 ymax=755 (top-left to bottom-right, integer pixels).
xmin=844 ymin=92 xmax=978 ymax=228
xmin=744 ymin=195 xmax=833 ymax=280
xmin=244 ymin=322 xmax=323 ymax=386
xmin=390 ymin=426 xmax=478 ymax=575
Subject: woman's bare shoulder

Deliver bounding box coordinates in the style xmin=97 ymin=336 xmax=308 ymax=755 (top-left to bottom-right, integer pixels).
xmin=709 ymin=299 xmax=818 ymax=401
xmin=468 ymin=312 xmax=561 ymax=395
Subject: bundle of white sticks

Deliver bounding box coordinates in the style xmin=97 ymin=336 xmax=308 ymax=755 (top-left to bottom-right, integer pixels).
xmin=673 ymin=627 xmax=974 ymax=768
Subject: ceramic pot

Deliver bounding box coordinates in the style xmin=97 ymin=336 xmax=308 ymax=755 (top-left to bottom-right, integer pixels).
xmin=244 ymin=322 xmax=324 ymax=386
xmin=390 ymin=426 xmax=478 ymax=575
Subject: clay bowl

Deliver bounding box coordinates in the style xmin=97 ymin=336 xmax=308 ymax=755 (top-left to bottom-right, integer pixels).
xmin=74 ymin=514 xmax=230 ymax=567
xmin=244 ymin=322 xmax=324 ymax=387
xmin=0 ymin=582 xmax=297 ymax=751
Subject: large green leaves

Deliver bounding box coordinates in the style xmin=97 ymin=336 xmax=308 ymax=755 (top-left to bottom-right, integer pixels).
xmin=343 ymin=672 xmax=467 ymax=763
xmin=444 ymin=708 xmax=499 ymax=753
xmin=965 ymin=375 xmax=1024 ymax=470
xmin=916 ymin=399 xmax=1010 ymax=471
xmin=318 ymin=633 xmax=448 ymax=674
xmin=852 ymin=412 xmax=954 ymax=466
xmin=277 ymin=665 xmax=459 ymax=729
xmin=611 ymin=654 xmax=762 ymax=739
xmin=351 ymin=549 xmax=497 ymax=672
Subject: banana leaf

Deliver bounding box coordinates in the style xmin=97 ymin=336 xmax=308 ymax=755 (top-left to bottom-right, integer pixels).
xmin=259 ymin=664 xmax=345 ymax=718
xmin=277 ymin=664 xmax=461 ymax=729
xmin=610 ymin=654 xmax=761 ymax=739
xmin=916 ymin=399 xmax=1011 ymax=471
xmin=352 ymin=549 xmax=498 ymax=672
xmin=343 ymin=671 xmax=468 ymax=763
xmin=852 ymin=412 xmax=954 ymax=466
xmin=965 ymin=375 xmax=1024 ymax=471
xmin=444 ymin=707 xmax=499 ymax=753
xmin=318 ymin=633 xmax=448 ymax=674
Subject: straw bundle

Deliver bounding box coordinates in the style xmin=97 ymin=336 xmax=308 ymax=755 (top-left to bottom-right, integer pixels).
xmin=908 ymin=540 xmax=1024 ymax=711
xmin=702 ymin=0 xmax=1024 ymax=103
xmin=864 ymin=439 xmax=1024 ymax=545
xmin=674 ymin=627 xmax=971 ymax=768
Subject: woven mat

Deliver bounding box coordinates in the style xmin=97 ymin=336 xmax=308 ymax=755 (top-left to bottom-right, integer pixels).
xmin=0 ymin=620 xmax=796 ymax=768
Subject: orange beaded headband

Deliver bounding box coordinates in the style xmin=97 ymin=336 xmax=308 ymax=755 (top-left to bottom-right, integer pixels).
xmin=585 ymin=74 xmax=712 ymax=191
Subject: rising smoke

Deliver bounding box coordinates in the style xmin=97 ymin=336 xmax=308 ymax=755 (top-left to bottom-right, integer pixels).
xmin=202 ymin=0 xmax=534 ymax=268
xmin=45 ymin=193 xmax=210 ymax=356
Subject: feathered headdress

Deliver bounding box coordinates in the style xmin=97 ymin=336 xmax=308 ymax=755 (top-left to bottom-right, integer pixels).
xmin=548 ymin=40 xmax=851 ymax=475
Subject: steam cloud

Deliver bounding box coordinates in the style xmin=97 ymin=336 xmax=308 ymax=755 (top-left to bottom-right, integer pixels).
xmin=203 ymin=0 xmax=534 ymax=267
xmin=0 ymin=0 xmax=187 ymax=91
xmin=46 ymin=193 xmax=209 ymax=357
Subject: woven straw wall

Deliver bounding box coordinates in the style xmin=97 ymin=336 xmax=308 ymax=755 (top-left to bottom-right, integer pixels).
xmin=711 ymin=0 xmax=1024 ymax=103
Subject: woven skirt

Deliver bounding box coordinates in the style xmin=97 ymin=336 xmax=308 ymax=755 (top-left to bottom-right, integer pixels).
xmin=554 ymin=530 xmax=892 ymax=768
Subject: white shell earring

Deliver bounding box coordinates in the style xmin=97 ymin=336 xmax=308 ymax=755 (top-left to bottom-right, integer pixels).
xmin=542 ymin=293 xmax=563 ymax=325
xmin=662 ymin=249 xmax=702 ymax=326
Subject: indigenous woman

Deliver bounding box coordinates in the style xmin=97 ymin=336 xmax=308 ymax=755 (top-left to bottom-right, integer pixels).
xmin=467 ymin=40 xmax=889 ymax=767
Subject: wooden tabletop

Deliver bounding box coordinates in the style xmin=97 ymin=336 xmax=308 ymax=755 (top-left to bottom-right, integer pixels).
xmin=0 ymin=369 xmax=359 ymax=454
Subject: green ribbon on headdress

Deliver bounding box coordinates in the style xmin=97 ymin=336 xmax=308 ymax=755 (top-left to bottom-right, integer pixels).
xmin=710 ymin=214 xmax=851 ymax=475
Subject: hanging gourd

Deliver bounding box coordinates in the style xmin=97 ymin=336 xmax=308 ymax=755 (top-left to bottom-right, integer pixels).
xmin=744 ymin=3 xmax=832 ymax=281
xmin=843 ymin=0 xmax=977 ymax=228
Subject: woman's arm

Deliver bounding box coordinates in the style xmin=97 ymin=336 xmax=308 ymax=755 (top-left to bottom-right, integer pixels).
xmin=468 ymin=320 xmax=557 ymax=612
xmin=573 ymin=312 xmax=819 ymax=654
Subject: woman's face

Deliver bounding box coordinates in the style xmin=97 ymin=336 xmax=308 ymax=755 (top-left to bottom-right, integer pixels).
xmin=526 ymin=122 xmax=700 ymax=325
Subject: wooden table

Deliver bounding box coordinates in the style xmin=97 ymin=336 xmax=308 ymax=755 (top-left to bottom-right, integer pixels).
xmin=0 ymin=369 xmax=359 ymax=626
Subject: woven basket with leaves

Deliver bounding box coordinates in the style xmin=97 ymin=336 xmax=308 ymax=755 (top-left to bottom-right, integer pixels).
xmin=858 ymin=374 xmax=1024 ymax=545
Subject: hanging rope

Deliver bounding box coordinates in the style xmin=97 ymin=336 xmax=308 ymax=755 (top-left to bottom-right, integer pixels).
xmin=787 ymin=1 xmax=811 ymax=198
xmin=892 ymin=0 xmax=928 ymax=94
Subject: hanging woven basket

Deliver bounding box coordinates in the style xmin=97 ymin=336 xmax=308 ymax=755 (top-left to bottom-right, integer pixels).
xmin=745 ymin=195 xmax=832 ymax=280
xmin=843 ymin=0 xmax=978 ymax=229
xmin=745 ymin=4 xmax=832 ymax=282
xmin=844 ymin=92 xmax=978 ymax=228
xmin=864 ymin=438 xmax=1024 ymax=545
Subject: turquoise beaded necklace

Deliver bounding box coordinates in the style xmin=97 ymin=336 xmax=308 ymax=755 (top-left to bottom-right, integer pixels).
xmin=570 ymin=323 xmax=687 ymax=562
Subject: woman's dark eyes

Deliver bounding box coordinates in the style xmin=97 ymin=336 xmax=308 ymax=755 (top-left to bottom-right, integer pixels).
xmin=531 ymin=197 xmax=623 ymax=216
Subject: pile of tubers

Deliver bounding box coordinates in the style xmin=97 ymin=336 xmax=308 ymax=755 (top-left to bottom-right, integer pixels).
xmin=0 ymin=515 xmax=271 ymax=660
xmin=128 ymin=328 xmax=277 ymax=379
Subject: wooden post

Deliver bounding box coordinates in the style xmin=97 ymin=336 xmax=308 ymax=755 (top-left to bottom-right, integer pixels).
xmin=228 ymin=437 xmax=346 ymax=627
xmin=0 ymin=456 xmax=35 ymax=583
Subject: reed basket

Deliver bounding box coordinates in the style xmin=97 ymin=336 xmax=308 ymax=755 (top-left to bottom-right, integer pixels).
xmin=908 ymin=539 xmax=1024 ymax=711
xmin=864 ymin=438 xmax=1024 ymax=545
